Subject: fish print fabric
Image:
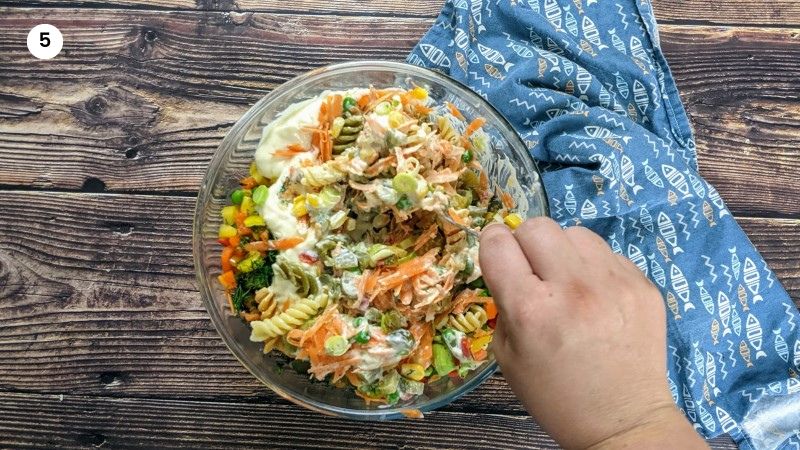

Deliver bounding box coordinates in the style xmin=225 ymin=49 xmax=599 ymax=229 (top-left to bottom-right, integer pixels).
xmin=408 ymin=1 xmax=800 ymax=448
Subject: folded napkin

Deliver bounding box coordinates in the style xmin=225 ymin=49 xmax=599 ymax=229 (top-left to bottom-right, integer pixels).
xmin=408 ymin=1 xmax=800 ymax=448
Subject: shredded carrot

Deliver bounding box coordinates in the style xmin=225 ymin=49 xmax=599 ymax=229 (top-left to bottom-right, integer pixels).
xmin=500 ymin=191 xmax=516 ymax=209
xmin=329 ymin=94 xmax=343 ymax=120
xmin=464 ymin=117 xmax=486 ymax=137
xmin=414 ymin=103 xmax=433 ymax=115
xmin=446 ymin=102 xmax=464 ymax=120
xmin=448 ymin=208 xmax=466 ymax=226
xmin=271 ymin=236 xmax=304 ymax=250
xmin=274 ymin=144 xmax=309 ymax=158
xmin=221 ymin=246 xmax=235 ymax=272
xmin=414 ymin=223 xmax=439 ymax=251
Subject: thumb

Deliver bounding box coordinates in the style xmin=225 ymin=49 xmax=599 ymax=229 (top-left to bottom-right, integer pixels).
xmin=479 ymin=224 xmax=542 ymax=317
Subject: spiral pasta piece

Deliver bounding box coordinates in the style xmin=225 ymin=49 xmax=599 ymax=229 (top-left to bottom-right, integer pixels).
xmin=333 ymin=114 xmax=364 ymax=154
xmin=274 ymin=261 xmax=320 ymax=298
xmin=256 ymin=287 xmax=278 ymax=320
xmin=447 ymin=305 xmax=488 ymax=334
xmin=250 ymin=294 xmax=329 ymax=341
xmin=301 ymin=162 xmax=345 ymax=188
xmin=436 ymin=116 xmax=459 ymax=144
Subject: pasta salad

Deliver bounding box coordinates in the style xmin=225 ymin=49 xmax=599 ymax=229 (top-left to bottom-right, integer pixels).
xmin=216 ymin=86 xmax=522 ymax=405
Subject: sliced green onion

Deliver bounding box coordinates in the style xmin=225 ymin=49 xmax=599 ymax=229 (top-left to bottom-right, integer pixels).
xmin=324 ymin=335 xmax=350 ymax=356
xmin=392 ymin=172 xmax=418 ymax=195
xmin=252 ymin=185 xmax=268 ymax=206
xmin=375 ymin=101 xmax=392 ymax=115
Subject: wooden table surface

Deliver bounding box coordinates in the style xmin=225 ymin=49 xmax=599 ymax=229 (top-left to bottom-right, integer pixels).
xmin=1 ymin=0 xmax=798 ymax=448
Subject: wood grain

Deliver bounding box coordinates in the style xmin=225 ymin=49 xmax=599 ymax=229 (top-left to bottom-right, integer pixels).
xmin=0 ymin=192 xmax=797 ymax=402
xmin=0 ymin=391 xmax=742 ymax=449
xmin=5 ymin=0 xmax=800 ymax=26
xmin=0 ymin=10 xmax=798 ymax=215
xmin=661 ymin=27 xmax=800 ymax=218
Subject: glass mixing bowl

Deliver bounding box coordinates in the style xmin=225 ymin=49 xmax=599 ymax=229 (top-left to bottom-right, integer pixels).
xmin=193 ymin=61 xmax=549 ymax=419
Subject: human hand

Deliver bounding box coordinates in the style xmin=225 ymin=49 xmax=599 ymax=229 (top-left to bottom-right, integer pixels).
xmin=480 ymin=217 xmax=707 ymax=449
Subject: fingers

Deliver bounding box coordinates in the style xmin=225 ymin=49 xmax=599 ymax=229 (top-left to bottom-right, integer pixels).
xmin=480 ymin=224 xmax=542 ymax=315
xmin=513 ymin=217 xmax=584 ymax=282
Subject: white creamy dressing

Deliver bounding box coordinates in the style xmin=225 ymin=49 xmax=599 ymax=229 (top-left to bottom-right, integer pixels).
xmin=253 ymin=89 xmax=366 ymax=300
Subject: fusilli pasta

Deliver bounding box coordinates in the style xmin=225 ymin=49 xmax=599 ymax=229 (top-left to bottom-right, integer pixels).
xmin=273 ymin=260 xmax=320 ymax=298
xmin=250 ymin=294 xmax=329 ymax=341
xmin=301 ymin=162 xmax=345 ymax=187
xmin=447 ymin=305 xmax=488 ymax=333
xmin=333 ymin=114 xmax=364 ymax=154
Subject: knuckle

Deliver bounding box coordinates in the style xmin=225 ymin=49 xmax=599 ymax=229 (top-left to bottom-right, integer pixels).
xmin=516 ymin=216 xmax=559 ymax=237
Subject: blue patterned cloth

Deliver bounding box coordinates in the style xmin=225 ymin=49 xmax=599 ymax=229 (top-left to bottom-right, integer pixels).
xmin=408 ymin=1 xmax=800 ymax=448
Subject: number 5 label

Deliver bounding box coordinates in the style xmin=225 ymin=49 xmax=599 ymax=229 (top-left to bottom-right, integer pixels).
xmin=27 ymin=24 xmax=63 ymax=60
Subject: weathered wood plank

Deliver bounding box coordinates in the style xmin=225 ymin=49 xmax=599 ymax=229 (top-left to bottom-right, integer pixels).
xmin=0 ymin=392 xmax=739 ymax=449
xmin=661 ymin=27 xmax=800 ymax=218
xmin=4 ymin=0 xmax=800 ymax=26
xmin=0 ymin=11 xmax=797 ymax=214
xmin=0 ymin=192 xmax=797 ymax=402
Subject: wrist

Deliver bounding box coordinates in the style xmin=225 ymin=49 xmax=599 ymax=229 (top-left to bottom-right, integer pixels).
xmin=585 ymin=405 xmax=707 ymax=450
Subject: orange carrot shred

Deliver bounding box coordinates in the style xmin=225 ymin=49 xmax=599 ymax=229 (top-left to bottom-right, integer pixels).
xmin=446 ymin=102 xmax=464 ymax=120
xmin=464 ymin=117 xmax=486 ymax=137
xmin=271 ymin=236 xmax=304 ymax=250
xmin=501 ymin=191 xmax=516 ymax=209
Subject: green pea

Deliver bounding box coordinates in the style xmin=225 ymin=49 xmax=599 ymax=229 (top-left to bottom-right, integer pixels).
xmin=461 ymin=149 xmax=473 ymax=163
xmin=230 ymin=189 xmax=245 ymax=205
xmin=343 ymin=96 xmax=357 ymax=111
xmin=354 ymin=330 xmax=370 ymax=344
xmin=396 ymin=195 xmax=412 ymax=210
xmin=386 ymin=391 xmax=400 ymax=404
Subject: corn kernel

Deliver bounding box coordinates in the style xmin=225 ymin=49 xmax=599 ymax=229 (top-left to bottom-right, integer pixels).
xmin=292 ymin=195 xmax=308 ymax=217
xmin=504 ymin=213 xmax=523 ymax=230
xmin=409 ymin=86 xmax=428 ymax=100
xmin=218 ymin=224 xmax=238 ymax=239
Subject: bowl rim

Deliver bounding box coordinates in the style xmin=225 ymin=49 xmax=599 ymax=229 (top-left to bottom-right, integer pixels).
xmin=193 ymin=60 xmax=549 ymax=420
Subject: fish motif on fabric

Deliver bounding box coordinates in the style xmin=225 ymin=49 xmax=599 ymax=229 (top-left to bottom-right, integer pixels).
xmin=697 ymin=281 xmax=714 ymax=315
xmin=743 ymin=257 xmax=764 ymax=303
xmin=745 ymin=314 xmax=768 ymax=359
xmin=718 ymin=291 xmax=732 ymax=337
xmin=739 ymin=340 xmax=754 ymax=368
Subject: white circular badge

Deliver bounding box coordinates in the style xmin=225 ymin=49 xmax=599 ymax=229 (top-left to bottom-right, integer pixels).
xmin=27 ymin=24 xmax=63 ymax=60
